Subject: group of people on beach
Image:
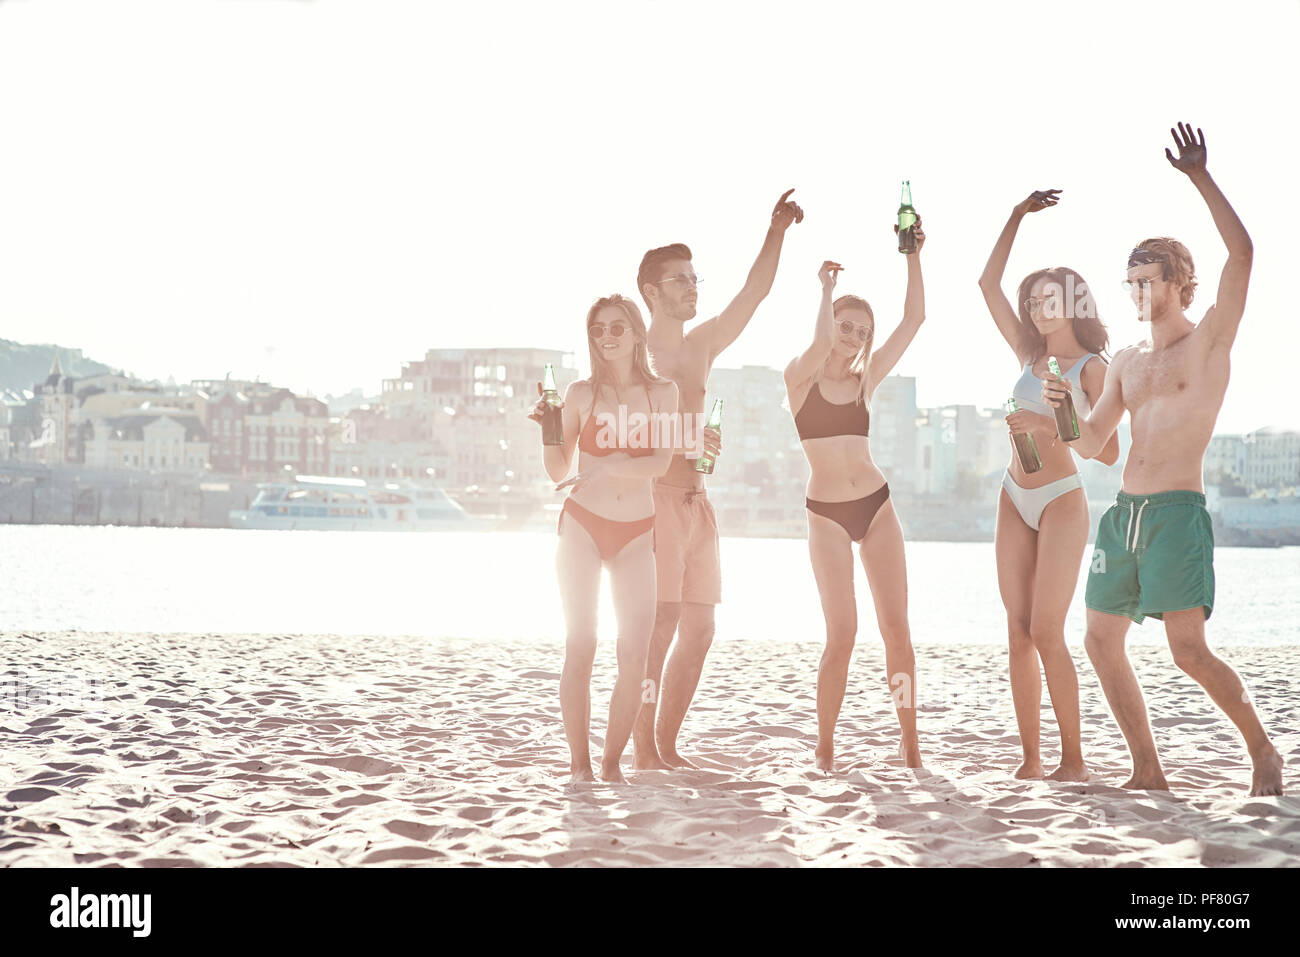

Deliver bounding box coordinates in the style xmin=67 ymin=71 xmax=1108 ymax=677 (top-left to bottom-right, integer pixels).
xmin=527 ymin=123 xmax=1284 ymax=798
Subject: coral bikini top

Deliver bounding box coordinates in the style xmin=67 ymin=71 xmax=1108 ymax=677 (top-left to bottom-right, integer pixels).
xmin=578 ymin=383 xmax=657 ymax=458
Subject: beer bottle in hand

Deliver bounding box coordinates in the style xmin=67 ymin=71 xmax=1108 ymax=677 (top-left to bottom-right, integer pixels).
xmin=1047 ymin=356 xmax=1080 ymax=441
xmin=695 ymin=399 xmax=723 ymax=474
xmin=897 ymin=181 xmax=918 ymax=254
xmin=541 ymin=363 xmax=563 ymax=446
xmin=1006 ymin=398 xmax=1042 ymax=473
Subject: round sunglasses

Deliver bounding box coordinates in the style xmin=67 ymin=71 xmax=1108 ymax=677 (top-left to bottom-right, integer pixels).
xmin=839 ymin=319 xmax=870 ymax=341
xmin=588 ymin=322 xmax=630 ymax=340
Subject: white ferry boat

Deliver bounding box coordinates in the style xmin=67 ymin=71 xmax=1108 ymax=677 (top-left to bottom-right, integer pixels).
xmin=229 ymin=475 xmax=492 ymax=531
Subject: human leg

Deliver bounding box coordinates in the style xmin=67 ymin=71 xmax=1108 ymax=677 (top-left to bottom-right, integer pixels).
xmin=859 ymin=499 xmax=922 ymax=768
xmin=555 ymin=509 xmax=603 ymax=783
xmin=601 ymin=529 xmax=658 ymax=783
xmin=806 ymin=509 xmax=858 ymax=770
xmin=1030 ymin=486 xmax=1090 ymax=781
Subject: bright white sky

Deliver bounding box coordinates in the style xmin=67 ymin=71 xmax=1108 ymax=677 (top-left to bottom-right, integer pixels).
xmin=1 ymin=0 xmax=1296 ymax=433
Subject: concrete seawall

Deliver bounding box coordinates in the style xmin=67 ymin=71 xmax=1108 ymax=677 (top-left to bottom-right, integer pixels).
xmin=0 ymin=465 xmax=259 ymax=528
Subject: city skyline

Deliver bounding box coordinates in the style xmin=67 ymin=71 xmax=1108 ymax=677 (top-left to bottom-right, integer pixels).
xmin=11 ymin=335 xmax=1300 ymax=443
xmin=9 ymin=344 xmax=1296 ymax=545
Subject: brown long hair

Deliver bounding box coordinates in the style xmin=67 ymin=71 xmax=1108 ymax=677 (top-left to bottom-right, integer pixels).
xmin=585 ymin=295 xmax=665 ymax=402
xmin=1014 ymin=266 xmax=1109 ymax=364
xmin=812 ymin=294 xmax=875 ymax=406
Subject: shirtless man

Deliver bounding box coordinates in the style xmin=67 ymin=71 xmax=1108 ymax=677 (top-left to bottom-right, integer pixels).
xmin=632 ymin=188 xmax=804 ymax=769
xmin=1044 ymin=123 xmax=1283 ymax=796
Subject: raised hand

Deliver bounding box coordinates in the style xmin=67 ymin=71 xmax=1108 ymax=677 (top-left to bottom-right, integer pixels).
xmin=771 ymin=188 xmax=804 ymax=231
xmin=818 ymin=260 xmax=843 ymax=290
xmin=894 ymin=216 xmax=926 ymax=254
xmin=1015 ymin=189 xmax=1061 ymax=216
xmin=1166 ymin=122 xmax=1207 ymax=176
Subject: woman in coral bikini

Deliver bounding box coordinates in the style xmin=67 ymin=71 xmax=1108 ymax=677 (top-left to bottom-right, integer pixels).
xmin=528 ymin=294 xmax=678 ymax=784
xmin=978 ymin=188 xmax=1118 ymax=781
xmin=783 ymin=221 xmax=926 ymax=772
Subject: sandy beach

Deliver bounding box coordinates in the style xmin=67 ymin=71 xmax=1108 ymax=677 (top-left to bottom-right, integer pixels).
xmin=1 ymin=631 xmax=1296 ymax=867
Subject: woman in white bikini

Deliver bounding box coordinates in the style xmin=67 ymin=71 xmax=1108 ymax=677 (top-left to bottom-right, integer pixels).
xmin=978 ymin=188 xmax=1119 ymax=781
xmin=784 ymin=219 xmax=926 ymax=772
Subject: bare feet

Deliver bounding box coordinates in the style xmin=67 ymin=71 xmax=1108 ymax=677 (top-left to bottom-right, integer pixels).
xmin=1047 ymin=762 xmax=1091 ymax=783
xmin=633 ymin=751 xmax=672 ymax=771
xmin=815 ymin=747 xmax=834 ymax=772
xmin=900 ymin=742 xmax=924 ymax=769
xmin=660 ymin=750 xmax=699 ymax=770
xmin=599 ymin=761 xmax=628 ymax=785
xmin=1122 ymin=766 xmax=1170 ymax=791
xmin=569 ymin=766 xmax=596 ymax=785
xmin=1014 ymin=760 xmax=1044 ymax=780
xmin=1249 ymin=747 xmax=1284 ymax=797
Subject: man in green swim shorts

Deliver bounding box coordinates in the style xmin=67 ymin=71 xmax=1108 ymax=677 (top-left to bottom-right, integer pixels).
xmin=1044 ymin=122 xmax=1283 ymax=797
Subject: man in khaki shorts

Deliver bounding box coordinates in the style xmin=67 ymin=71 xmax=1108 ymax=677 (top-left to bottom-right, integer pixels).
xmin=1046 ymin=123 xmax=1283 ymax=796
xmin=632 ymin=189 xmax=803 ymax=769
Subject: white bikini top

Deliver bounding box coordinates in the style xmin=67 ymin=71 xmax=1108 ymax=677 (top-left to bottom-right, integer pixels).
xmin=1012 ymin=354 xmax=1098 ymax=418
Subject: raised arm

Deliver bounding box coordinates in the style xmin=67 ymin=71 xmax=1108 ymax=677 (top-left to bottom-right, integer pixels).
xmin=700 ymin=189 xmax=804 ymax=361
xmin=783 ymin=260 xmax=841 ymax=389
xmin=978 ymin=189 xmax=1061 ymax=361
xmin=866 ymin=220 xmax=927 ymax=392
xmin=1166 ymin=124 xmax=1253 ymax=350
xmin=1044 ymin=348 xmax=1132 ymax=459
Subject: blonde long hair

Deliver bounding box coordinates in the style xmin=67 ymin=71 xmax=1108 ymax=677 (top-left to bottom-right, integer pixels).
xmin=812 ymin=294 xmax=874 ymax=406
xmin=585 ymin=294 xmax=665 ymax=402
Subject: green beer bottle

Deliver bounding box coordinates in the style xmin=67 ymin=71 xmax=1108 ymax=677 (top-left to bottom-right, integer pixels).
xmin=1006 ymin=397 xmax=1042 ymax=473
xmin=897 ymin=181 xmax=918 ymax=254
xmin=540 ymin=363 xmax=563 ymax=446
xmin=1047 ymin=356 xmax=1080 ymax=441
xmin=695 ymin=398 xmax=723 ymax=474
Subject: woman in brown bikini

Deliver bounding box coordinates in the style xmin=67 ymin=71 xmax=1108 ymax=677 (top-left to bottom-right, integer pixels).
xmin=783 ymin=221 xmax=926 ymax=772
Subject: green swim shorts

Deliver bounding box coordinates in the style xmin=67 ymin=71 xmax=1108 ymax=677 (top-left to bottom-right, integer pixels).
xmin=1085 ymin=490 xmax=1215 ymax=624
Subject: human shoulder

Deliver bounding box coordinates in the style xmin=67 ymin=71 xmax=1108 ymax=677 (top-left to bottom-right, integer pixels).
xmin=563 ymin=378 xmax=594 ymax=404
xmin=1111 ymin=344 xmax=1144 ymax=369
xmin=661 ymin=313 xmax=715 ymax=360
xmin=684 ymin=316 xmax=719 ymax=353
xmin=650 ymin=378 xmax=678 ymax=406
xmin=1078 ymin=352 xmax=1107 ymax=384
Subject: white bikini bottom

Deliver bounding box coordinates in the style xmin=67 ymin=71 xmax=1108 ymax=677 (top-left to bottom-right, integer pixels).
xmin=1001 ymin=471 xmax=1085 ymax=531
